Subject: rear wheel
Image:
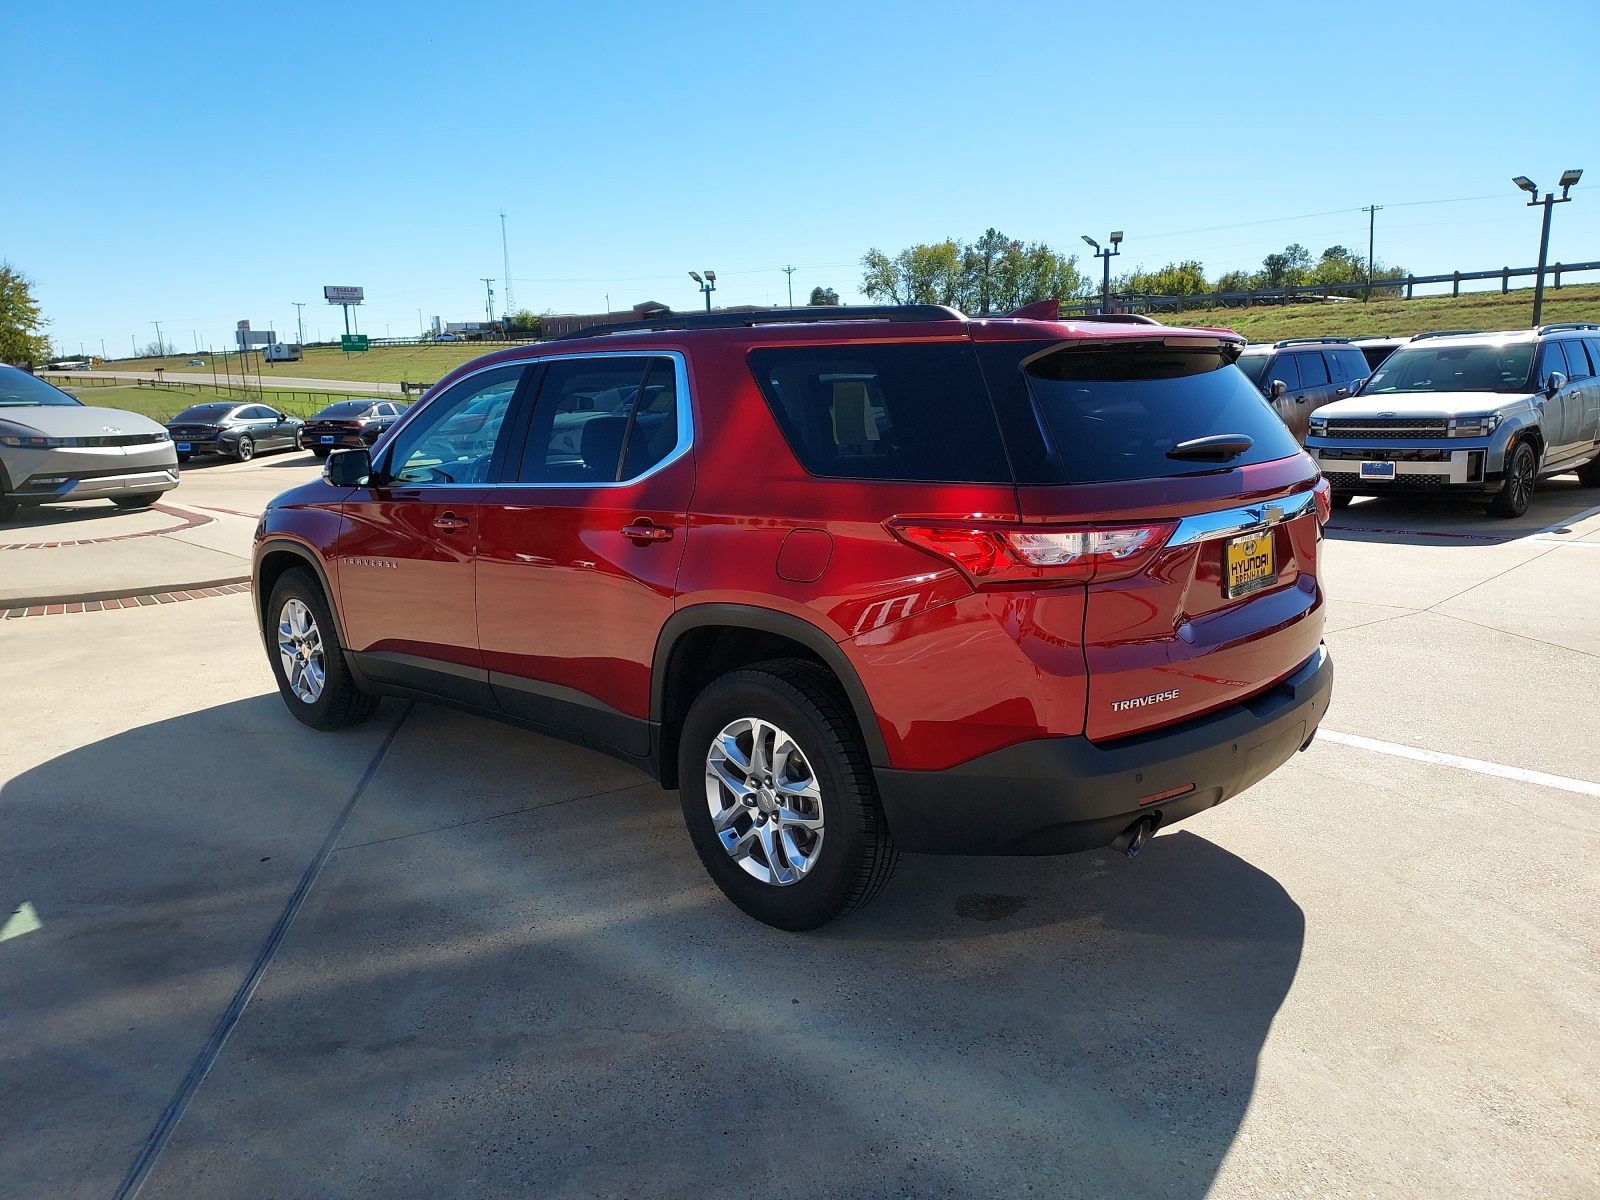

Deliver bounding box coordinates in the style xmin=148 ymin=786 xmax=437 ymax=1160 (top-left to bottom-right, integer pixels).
xmin=1489 ymin=439 xmax=1536 ymax=518
xmin=266 ymin=568 xmax=378 ymax=730
xmin=235 ymin=435 xmax=255 ymax=462
xmin=1331 ymin=493 xmax=1353 ymax=509
xmin=311 ymin=447 xmax=330 ymax=459
xmin=678 ymin=659 xmax=898 ymax=931
xmin=176 ymin=452 xmax=191 ymax=463
xmin=1578 ymin=455 xmax=1600 ymax=488
xmin=111 ymin=493 xmax=161 ymax=510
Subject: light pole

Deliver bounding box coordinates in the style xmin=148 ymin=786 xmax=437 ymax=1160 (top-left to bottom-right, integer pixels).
xmin=1081 ymin=232 xmax=1122 ymax=315
xmin=1514 ymin=170 xmax=1582 ymax=327
xmin=690 ymin=270 xmax=717 ymax=312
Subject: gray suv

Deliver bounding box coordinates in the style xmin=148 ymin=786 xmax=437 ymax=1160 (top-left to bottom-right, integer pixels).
xmin=0 ymin=365 xmax=178 ymax=521
xmin=1236 ymin=337 xmax=1372 ymax=442
xmin=1303 ymin=324 xmax=1600 ymax=517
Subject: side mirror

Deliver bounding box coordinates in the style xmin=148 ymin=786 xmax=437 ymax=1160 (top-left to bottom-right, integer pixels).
xmin=1546 ymin=371 xmax=1566 ymax=396
xmin=1270 ymin=379 xmax=1288 ymax=399
xmin=324 ymin=447 xmax=372 ymax=487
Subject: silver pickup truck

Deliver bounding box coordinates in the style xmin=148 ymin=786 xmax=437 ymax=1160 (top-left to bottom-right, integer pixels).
xmin=1302 ymin=324 xmax=1600 ymax=517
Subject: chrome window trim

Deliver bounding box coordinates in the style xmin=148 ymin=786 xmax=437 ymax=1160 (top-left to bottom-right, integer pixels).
xmin=372 ymin=359 xmax=530 ymax=480
xmin=1167 ymin=487 xmax=1318 ymax=548
xmin=485 ymin=349 xmax=693 ymax=490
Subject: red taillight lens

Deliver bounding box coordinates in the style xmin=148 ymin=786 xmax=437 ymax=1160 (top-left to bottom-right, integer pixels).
xmin=888 ymin=519 xmax=1177 ymax=586
xmin=1312 ymin=476 xmax=1332 ymax=525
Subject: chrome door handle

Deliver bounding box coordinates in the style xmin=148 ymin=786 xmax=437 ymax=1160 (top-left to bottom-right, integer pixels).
xmin=1336 ymin=387 xmax=1349 ymax=397
xmin=621 ymin=521 xmax=673 ymax=543
xmin=432 ymin=513 xmax=470 ymax=533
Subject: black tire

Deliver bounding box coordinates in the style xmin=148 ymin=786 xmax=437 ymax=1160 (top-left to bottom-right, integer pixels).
xmin=678 ymin=659 xmax=898 ymax=931
xmin=1578 ymin=454 xmax=1600 ymax=488
xmin=265 ymin=568 xmax=379 ymax=731
xmin=111 ymin=492 xmax=161 ymax=510
xmin=1489 ymin=439 xmax=1537 ymax=518
xmin=1331 ymin=493 xmax=1353 ymax=509
xmin=235 ymin=435 xmax=255 ymax=462
xmin=0 ymin=494 xmax=17 ymax=523
xmin=176 ymin=452 xmax=191 ymax=463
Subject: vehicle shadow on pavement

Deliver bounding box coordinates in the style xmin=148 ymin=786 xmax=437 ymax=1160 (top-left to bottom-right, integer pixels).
xmin=1325 ymin=474 xmax=1599 ymax=545
xmin=2 ymin=699 xmax=1303 ymax=1199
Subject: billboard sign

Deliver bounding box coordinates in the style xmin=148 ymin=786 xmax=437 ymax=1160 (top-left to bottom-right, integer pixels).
xmin=324 ymin=286 xmax=364 ymax=305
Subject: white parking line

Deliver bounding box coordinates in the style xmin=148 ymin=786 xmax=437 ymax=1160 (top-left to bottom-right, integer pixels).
xmin=1319 ymin=729 xmax=1600 ymax=799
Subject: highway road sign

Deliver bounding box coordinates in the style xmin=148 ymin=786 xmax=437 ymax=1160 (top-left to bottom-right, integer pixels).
xmin=341 ymin=334 xmax=369 ymax=352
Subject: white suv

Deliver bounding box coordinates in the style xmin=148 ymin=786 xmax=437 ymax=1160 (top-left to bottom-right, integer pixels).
xmin=1302 ymin=324 xmax=1600 ymax=517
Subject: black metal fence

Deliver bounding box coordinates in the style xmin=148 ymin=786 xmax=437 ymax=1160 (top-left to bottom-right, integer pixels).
xmin=1062 ymin=259 xmax=1600 ymax=316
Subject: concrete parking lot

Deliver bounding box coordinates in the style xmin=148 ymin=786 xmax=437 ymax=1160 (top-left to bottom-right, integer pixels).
xmin=2 ymin=464 xmax=1598 ymax=1198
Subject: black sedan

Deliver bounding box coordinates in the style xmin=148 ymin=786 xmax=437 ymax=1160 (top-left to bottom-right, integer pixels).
xmin=164 ymin=403 xmax=304 ymax=462
xmin=298 ymin=400 xmax=408 ymax=457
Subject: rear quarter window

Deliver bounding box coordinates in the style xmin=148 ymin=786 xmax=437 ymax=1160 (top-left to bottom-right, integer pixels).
xmin=748 ymin=342 xmax=1011 ymax=483
xmin=1020 ymin=342 xmax=1303 ymax=484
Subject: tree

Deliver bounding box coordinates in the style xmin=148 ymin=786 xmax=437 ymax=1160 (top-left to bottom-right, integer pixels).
xmin=504 ymin=308 xmax=541 ymax=334
xmin=1213 ymin=270 xmax=1253 ymax=293
xmin=1257 ymin=243 xmax=1313 ymax=289
xmin=0 ymin=263 xmax=51 ymax=365
xmin=808 ymin=286 xmax=840 ymax=306
xmin=861 ymin=230 xmax=1087 ymax=314
xmin=1123 ymin=260 xmax=1208 ymax=297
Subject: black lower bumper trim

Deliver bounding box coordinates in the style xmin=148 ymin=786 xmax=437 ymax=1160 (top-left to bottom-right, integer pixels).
xmin=874 ymin=645 xmax=1333 ymax=855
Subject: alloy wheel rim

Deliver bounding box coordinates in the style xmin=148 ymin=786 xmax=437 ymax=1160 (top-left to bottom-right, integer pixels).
xmin=277 ymin=598 xmax=326 ymax=703
xmin=1513 ymin=449 xmax=1533 ymax=509
xmin=239 ymin=438 xmax=253 ymax=460
xmin=704 ymin=717 xmax=825 ymax=886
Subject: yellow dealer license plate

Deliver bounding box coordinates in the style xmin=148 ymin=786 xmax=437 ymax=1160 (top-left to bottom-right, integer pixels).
xmin=1225 ymin=530 xmax=1277 ymax=599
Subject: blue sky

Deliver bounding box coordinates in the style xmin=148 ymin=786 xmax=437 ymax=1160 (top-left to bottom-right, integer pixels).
xmin=4 ymin=1 xmax=1597 ymax=356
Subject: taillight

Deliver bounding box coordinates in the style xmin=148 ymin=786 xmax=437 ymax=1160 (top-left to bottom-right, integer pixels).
xmin=1312 ymin=476 xmax=1332 ymax=525
xmin=888 ymin=518 xmax=1178 ymax=586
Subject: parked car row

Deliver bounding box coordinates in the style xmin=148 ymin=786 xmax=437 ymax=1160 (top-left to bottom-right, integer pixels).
xmin=162 ymin=399 xmax=410 ymax=463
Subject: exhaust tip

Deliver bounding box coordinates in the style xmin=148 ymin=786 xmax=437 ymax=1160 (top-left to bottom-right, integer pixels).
xmin=1110 ymin=817 xmax=1158 ymax=859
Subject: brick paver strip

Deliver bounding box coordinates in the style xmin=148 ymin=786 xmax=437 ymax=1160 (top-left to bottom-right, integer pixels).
xmin=1 ymin=581 xmax=251 ymax=620
xmin=0 ymin=503 xmax=213 ymax=552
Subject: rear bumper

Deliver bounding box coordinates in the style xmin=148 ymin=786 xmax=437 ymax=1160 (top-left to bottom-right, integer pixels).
xmin=874 ymin=644 xmax=1332 ymax=855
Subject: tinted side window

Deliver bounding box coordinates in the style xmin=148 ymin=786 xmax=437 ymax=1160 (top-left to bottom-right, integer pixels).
xmin=1295 ymin=352 xmax=1330 ymax=387
xmin=1587 ymin=340 xmax=1600 ymax=377
xmin=384 ymin=366 xmax=522 ymax=485
xmin=1267 ymin=354 xmax=1299 ymax=390
xmin=749 ymin=342 xmax=1011 ymax=483
xmin=1538 ymin=342 xmax=1567 ymax=386
xmin=517 ymin=357 xmax=681 ymax=483
xmin=1559 ymin=340 xmax=1592 ymax=380
xmin=1339 ymin=350 xmax=1370 ymax=382
xmin=1023 ymin=344 xmax=1302 ymax=484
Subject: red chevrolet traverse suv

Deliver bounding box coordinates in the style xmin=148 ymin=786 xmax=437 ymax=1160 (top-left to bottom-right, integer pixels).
xmin=253 ymin=305 xmax=1333 ymax=930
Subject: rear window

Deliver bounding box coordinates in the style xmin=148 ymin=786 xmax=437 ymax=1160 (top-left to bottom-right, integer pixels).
xmin=313 ymin=401 xmax=371 ymax=419
xmin=171 ymin=404 xmax=235 ymax=422
xmin=748 ymin=342 xmax=1011 ymax=483
xmin=1022 ymin=343 xmax=1303 ymax=483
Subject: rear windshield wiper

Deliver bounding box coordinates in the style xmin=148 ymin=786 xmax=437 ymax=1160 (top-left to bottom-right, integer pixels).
xmin=1166 ymin=434 xmax=1254 ymax=462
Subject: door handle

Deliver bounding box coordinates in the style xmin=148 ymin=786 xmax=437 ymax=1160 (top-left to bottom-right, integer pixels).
xmin=621 ymin=520 xmax=673 ymax=543
xmin=1336 ymin=387 xmax=1349 ymax=397
xmin=432 ymin=512 xmax=470 ymax=533
xmin=1295 ymin=395 xmax=1308 ymax=403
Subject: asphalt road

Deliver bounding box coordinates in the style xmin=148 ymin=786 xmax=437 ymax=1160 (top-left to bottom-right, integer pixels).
xmin=2 ymin=481 xmax=1597 ymax=1198
xmin=60 ymin=371 xmax=405 ymax=396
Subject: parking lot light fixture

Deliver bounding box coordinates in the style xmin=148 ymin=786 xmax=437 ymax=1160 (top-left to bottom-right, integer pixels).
xmin=1083 ymin=233 xmax=1121 ymax=316
xmin=692 ymin=269 xmax=717 ymax=312
xmin=1516 ymin=169 xmax=1582 ymax=326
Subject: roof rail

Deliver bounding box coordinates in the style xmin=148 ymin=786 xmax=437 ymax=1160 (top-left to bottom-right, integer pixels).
xmin=1536 ymin=322 xmax=1600 ymax=334
xmin=1063 ymin=313 xmax=1160 ymax=326
xmin=553 ymin=304 xmax=965 ymax=341
xmin=1410 ymin=329 xmax=1485 ymax=341
xmin=1272 ymin=336 xmax=1352 ymax=347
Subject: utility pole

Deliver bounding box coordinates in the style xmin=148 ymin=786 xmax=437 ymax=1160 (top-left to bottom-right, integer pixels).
xmin=293 ymin=302 xmax=306 ymax=345
xmin=500 ymin=212 xmax=514 ymax=314
xmin=1362 ymin=205 xmax=1383 ymax=302
xmin=783 ymin=264 xmax=796 ymax=306
xmin=481 ymin=278 xmax=496 ymax=324
xmin=151 ymin=321 xmax=164 ymax=357
xmin=1514 ymin=170 xmax=1582 ymax=327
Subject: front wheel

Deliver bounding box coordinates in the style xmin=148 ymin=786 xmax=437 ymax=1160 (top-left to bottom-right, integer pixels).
xmin=678 ymin=659 xmax=898 ymax=931
xmin=1489 ymin=440 xmax=1536 ymax=518
xmin=266 ymin=568 xmax=379 ymax=730
xmin=234 ymin=435 xmax=255 ymax=462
